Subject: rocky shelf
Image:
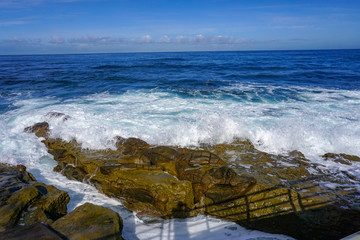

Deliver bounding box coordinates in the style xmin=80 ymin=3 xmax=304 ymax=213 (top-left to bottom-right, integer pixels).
xmin=5 ymin=113 xmax=360 ymax=240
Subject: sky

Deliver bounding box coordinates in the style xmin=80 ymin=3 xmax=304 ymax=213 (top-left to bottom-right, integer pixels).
xmin=0 ymin=0 xmax=360 ymax=54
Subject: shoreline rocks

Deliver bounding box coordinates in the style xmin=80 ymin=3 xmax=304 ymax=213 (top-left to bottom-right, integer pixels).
xmin=0 ymin=163 xmax=124 ymax=240
xmin=24 ymin=118 xmax=360 ymax=240
xmin=0 ymin=163 xmax=70 ymax=231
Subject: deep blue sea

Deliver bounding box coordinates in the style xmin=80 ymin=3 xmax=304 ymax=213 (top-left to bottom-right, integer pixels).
xmin=1 ymin=50 xmax=360 ymax=239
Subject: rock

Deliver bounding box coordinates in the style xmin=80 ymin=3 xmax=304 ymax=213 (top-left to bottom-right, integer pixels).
xmin=30 ymin=183 xmax=69 ymax=220
xmin=0 ymin=163 xmax=69 ymax=232
xmin=0 ymin=223 xmax=64 ymax=240
xmin=0 ymin=163 xmax=125 ymax=240
xmin=0 ymin=185 xmax=40 ymax=231
xmin=45 ymin=112 xmax=70 ymax=121
xmin=116 ymin=136 xmax=150 ymax=155
xmin=203 ymin=141 xmax=360 ymax=239
xmin=179 ymin=164 xmax=256 ymax=205
xmin=91 ymin=167 xmax=195 ymax=218
xmin=26 ymin=122 xmax=258 ymax=219
xmin=322 ymin=153 xmax=360 ymax=165
xmin=25 ymin=121 xmax=360 ymax=239
xmin=51 ymin=202 xmax=123 ymax=240
xmin=24 ymin=122 xmax=49 ymax=138
xmin=140 ymin=146 xmax=182 ymax=176
xmin=40 ymin=137 xmax=196 ymax=218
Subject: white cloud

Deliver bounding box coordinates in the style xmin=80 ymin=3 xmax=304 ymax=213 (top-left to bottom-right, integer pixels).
xmin=0 ymin=20 xmax=31 ymax=27
xmin=12 ymin=36 xmax=24 ymax=43
xmin=140 ymin=35 xmax=153 ymax=43
xmin=49 ymin=35 xmax=65 ymax=44
xmin=2 ymin=36 xmax=42 ymax=44
xmin=67 ymin=35 xmax=126 ymax=44
xmin=2 ymin=34 xmax=275 ymax=50
xmin=65 ymin=34 xmax=254 ymax=45
xmin=158 ymin=35 xmax=171 ymax=43
xmin=0 ymin=0 xmax=89 ymax=7
xmin=156 ymin=34 xmax=249 ymax=45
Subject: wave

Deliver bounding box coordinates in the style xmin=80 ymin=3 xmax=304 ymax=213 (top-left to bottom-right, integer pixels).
xmin=2 ymin=85 xmax=360 ymax=158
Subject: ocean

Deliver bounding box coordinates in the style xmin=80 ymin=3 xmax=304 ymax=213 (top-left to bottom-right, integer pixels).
xmin=1 ymin=49 xmax=360 ymax=239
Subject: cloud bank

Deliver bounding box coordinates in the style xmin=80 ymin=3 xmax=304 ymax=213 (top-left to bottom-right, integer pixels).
xmin=45 ymin=34 xmax=255 ymax=45
xmin=0 ymin=34 xmax=284 ymax=54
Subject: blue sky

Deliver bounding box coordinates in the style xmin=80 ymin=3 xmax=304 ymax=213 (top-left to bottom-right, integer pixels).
xmin=0 ymin=0 xmax=360 ymax=54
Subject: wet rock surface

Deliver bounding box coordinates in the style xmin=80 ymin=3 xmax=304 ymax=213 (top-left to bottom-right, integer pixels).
xmin=25 ymin=118 xmax=360 ymax=240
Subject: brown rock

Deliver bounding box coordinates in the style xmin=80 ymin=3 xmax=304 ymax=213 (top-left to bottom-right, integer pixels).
xmin=322 ymin=153 xmax=360 ymax=165
xmin=45 ymin=112 xmax=70 ymax=121
xmin=25 ymin=121 xmax=360 ymax=240
xmin=0 ymin=223 xmax=64 ymax=240
xmin=0 ymin=163 xmax=69 ymax=232
xmin=51 ymin=202 xmax=123 ymax=240
xmin=116 ymin=136 xmax=150 ymax=155
xmin=24 ymin=122 xmax=50 ymax=138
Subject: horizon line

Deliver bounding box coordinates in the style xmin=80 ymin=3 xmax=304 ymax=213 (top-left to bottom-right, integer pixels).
xmin=1 ymin=48 xmax=359 ymax=57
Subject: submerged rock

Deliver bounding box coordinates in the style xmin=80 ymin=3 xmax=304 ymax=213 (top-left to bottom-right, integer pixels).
xmin=25 ymin=120 xmax=360 ymax=240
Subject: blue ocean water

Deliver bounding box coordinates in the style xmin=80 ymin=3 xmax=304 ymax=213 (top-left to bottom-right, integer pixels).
xmin=1 ymin=50 xmax=360 ymax=113
xmin=1 ymin=50 xmax=360 ymax=239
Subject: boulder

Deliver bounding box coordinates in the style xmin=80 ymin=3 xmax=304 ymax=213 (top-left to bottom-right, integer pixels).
xmin=51 ymin=202 xmax=123 ymax=240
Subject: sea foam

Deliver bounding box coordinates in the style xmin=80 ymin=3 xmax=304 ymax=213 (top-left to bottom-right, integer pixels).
xmin=6 ymin=85 xmax=360 ymax=157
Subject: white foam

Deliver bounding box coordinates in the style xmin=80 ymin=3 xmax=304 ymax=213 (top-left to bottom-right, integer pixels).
xmin=13 ymin=87 xmax=360 ymax=157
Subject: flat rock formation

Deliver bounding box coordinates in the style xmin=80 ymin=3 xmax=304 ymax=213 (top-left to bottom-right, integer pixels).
xmin=25 ymin=115 xmax=360 ymax=240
